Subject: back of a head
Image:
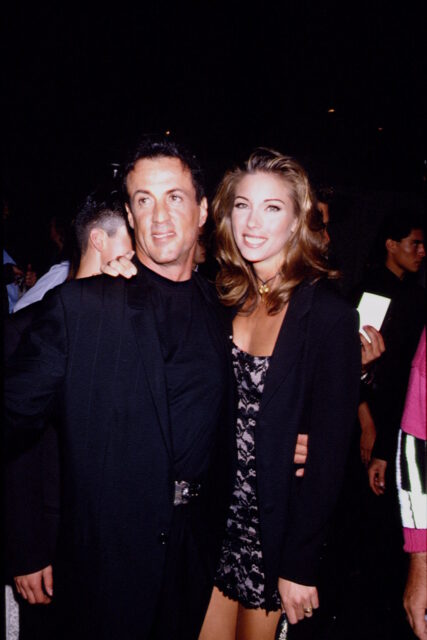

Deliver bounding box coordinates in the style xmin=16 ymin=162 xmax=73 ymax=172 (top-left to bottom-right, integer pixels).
xmin=121 ymin=136 xmax=205 ymax=204
xmin=74 ymin=189 xmax=127 ymax=255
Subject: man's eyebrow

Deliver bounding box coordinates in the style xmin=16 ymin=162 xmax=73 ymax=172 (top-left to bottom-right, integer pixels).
xmin=166 ymin=188 xmax=187 ymax=194
xmin=132 ymin=188 xmax=188 ymax=197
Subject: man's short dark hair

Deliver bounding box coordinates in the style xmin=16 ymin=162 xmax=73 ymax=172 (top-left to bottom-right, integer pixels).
xmin=121 ymin=137 xmax=205 ymax=204
xmin=74 ymin=190 xmax=127 ymax=253
xmin=381 ymin=210 xmax=424 ymax=245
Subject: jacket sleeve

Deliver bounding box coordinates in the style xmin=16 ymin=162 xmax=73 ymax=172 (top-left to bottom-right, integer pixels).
xmin=4 ymin=426 xmax=60 ymax=578
xmin=279 ymin=306 xmax=361 ymax=585
xmin=5 ymin=288 xmax=68 ymax=438
xmin=4 ymin=290 xmax=67 ymax=577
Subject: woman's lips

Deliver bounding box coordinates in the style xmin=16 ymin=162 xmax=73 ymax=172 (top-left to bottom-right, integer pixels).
xmin=243 ymin=234 xmax=267 ymax=248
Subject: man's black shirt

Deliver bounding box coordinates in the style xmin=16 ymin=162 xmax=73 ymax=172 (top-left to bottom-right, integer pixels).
xmin=354 ymin=265 xmax=425 ymax=461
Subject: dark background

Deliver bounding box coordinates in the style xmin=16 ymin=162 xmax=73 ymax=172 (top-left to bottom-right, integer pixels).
xmin=2 ymin=2 xmax=426 ymax=282
xmin=1 ymin=6 xmax=426 ymax=638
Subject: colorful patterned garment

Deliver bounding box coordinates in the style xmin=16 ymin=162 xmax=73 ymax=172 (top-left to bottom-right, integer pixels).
xmin=396 ymin=328 xmax=426 ymax=553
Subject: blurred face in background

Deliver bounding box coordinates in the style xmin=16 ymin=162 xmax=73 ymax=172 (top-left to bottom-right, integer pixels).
xmin=317 ymin=201 xmax=330 ymax=244
xmin=386 ymin=228 xmax=425 ymax=277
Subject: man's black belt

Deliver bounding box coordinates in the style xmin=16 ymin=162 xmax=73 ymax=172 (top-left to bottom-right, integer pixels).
xmin=173 ymin=480 xmax=201 ymax=506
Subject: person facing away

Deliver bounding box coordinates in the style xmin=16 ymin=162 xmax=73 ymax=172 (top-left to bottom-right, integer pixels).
xmin=4 ymin=142 xmax=234 ymax=640
xmin=4 ymin=191 xmax=133 ymax=639
xmin=12 ymin=189 xmax=133 ymax=314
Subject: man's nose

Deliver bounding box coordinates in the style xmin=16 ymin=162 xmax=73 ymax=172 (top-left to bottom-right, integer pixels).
xmin=152 ymin=201 xmax=170 ymax=223
xmin=418 ymin=243 xmax=426 ymax=258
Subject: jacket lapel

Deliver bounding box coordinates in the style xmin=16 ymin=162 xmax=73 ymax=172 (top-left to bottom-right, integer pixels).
xmin=260 ymin=281 xmax=315 ymax=412
xmin=127 ymin=268 xmax=174 ymax=462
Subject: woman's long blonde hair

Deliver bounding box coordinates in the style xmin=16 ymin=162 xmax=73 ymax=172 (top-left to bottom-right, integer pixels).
xmin=213 ymin=148 xmax=337 ymax=314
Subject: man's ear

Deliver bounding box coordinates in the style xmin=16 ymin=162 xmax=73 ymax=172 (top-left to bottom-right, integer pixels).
xmin=125 ymin=203 xmax=135 ymax=230
xmin=89 ymin=228 xmax=107 ymax=253
xmin=198 ymin=197 xmax=208 ymax=228
xmin=385 ymin=238 xmax=396 ymax=254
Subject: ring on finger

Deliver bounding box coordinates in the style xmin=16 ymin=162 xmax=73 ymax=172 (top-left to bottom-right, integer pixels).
xmin=303 ymin=606 xmax=313 ymax=615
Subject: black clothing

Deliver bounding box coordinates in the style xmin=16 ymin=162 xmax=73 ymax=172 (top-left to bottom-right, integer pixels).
xmin=353 ymin=266 xmax=425 ymax=461
xmin=342 ymin=265 xmax=425 ymax=635
xmin=143 ymin=263 xmax=228 ymax=478
xmin=150 ymin=503 xmax=216 ymax=640
xmin=5 ymin=261 xmax=234 ymax=640
xmin=223 ymin=281 xmax=360 ymax=606
xmin=4 ymin=304 xmax=61 ymax=579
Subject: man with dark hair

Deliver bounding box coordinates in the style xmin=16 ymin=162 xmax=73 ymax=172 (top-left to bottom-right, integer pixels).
xmin=353 ymin=211 xmax=425 ymax=623
xmin=121 ymin=137 xmax=205 ymax=205
xmin=357 ymin=211 xmax=425 ymax=475
xmin=5 ymin=140 xmax=233 ymax=640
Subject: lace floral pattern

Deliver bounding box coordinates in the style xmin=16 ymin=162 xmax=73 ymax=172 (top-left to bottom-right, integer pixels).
xmin=215 ymin=344 xmax=280 ymax=610
xmin=5 ymin=586 xmax=19 ymax=640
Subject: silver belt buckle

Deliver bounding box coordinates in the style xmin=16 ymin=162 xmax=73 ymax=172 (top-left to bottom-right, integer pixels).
xmin=173 ymin=480 xmax=201 ymax=506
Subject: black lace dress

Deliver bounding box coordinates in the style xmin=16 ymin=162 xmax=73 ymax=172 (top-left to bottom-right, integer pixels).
xmin=215 ymin=344 xmax=281 ymax=611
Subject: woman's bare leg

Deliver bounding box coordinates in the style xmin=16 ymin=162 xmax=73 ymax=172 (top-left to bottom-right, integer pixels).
xmin=198 ymin=586 xmax=239 ymax=640
xmin=236 ymin=605 xmax=282 ymax=640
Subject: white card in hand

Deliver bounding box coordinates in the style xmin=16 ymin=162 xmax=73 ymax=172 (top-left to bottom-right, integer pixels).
xmin=357 ymin=292 xmax=391 ymax=341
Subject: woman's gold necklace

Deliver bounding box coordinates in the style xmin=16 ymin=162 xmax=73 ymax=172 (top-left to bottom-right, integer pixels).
xmin=256 ymin=273 xmax=279 ymax=296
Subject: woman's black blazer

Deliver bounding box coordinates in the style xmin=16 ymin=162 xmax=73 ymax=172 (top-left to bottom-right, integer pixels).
xmin=231 ymin=279 xmax=360 ymax=602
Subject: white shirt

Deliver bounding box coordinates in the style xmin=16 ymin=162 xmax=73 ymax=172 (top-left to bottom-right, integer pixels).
xmin=13 ymin=261 xmax=70 ymax=313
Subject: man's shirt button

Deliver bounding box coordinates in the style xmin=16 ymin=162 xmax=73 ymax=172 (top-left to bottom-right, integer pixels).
xmin=158 ymin=532 xmax=168 ymax=545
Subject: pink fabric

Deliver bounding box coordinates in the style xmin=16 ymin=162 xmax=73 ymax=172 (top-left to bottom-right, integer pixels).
xmin=403 ymin=527 xmax=427 ymax=554
xmin=400 ymin=329 xmax=426 ymax=553
xmin=401 ymin=328 xmax=426 ymax=440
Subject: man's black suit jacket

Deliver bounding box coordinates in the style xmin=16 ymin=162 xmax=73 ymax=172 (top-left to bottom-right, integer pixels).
xmin=5 ymin=265 xmax=234 ymax=639
xmin=4 ymin=302 xmax=61 ymax=579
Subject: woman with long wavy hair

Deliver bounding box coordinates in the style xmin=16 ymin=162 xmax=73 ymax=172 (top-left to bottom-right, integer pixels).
xmin=199 ymin=148 xmax=360 ymax=639
xmin=101 ymin=145 xmax=362 ymax=639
